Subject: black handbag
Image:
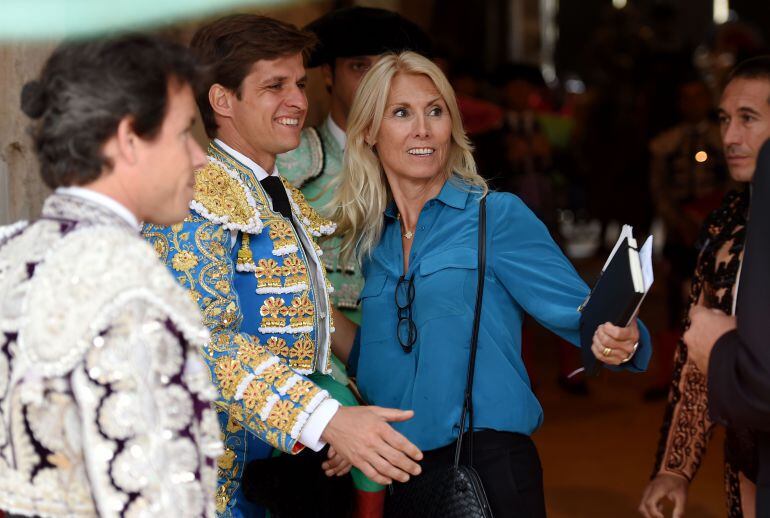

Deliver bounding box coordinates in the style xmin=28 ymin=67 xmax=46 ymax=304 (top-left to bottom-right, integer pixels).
xmin=384 ymin=195 xmax=493 ymax=518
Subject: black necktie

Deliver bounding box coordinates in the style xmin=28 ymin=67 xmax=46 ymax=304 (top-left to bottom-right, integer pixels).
xmin=260 ymin=175 xmax=293 ymax=221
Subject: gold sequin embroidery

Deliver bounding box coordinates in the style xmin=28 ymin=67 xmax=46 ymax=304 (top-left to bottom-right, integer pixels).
xmin=282 ymin=254 xmax=308 ymax=289
xmin=194 ymin=163 xmax=258 ymax=227
xmin=290 ymin=334 xmax=315 ymax=371
xmin=267 ymin=400 xmax=302 ymax=435
xmin=218 ymin=448 xmax=236 ymax=470
xmin=237 ymin=233 xmax=255 ymax=269
xmin=266 ymin=336 xmax=290 ymax=357
xmin=269 ymin=220 xmax=295 ymax=253
xmin=171 ymin=250 xmax=199 ymax=272
xmin=242 ymin=379 xmax=271 ymax=411
xmin=259 ymin=297 xmax=288 ymax=329
xmin=235 ymin=336 xmax=269 ymax=368
xmin=261 ymin=362 xmax=294 ymax=387
xmin=256 ymin=258 xmax=283 ymax=290
xmin=288 ymin=292 xmax=314 ymax=329
xmin=215 ymin=358 xmax=246 ymax=399
xmin=281 ymin=177 xmax=336 ymax=236
xmin=287 ymin=379 xmax=321 ymax=407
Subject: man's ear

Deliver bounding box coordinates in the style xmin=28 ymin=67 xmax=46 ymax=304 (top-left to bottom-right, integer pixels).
xmin=209 ymin=83 xmax=234 ymax=119
xmin=114 ymin=116 xmax=138 ymax=165
xmin=321 ymin=63 xmax=334 ymax=92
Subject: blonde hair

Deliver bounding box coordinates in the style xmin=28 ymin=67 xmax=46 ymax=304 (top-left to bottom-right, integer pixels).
xmin=331 ymin=51 xmax=487 ymax=265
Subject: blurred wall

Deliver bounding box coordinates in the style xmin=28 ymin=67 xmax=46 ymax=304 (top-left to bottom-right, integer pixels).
xmin=0 ymin=42 xmax=54 ymax=224
xmin=0 ymin=1 xmax=334 ymax=225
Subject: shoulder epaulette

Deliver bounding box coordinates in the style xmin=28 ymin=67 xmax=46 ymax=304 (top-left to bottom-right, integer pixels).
xmin=191 ymin=162 xmax=263 ymax=234
xmin=281 ymin=177 xmax=336 ymax=237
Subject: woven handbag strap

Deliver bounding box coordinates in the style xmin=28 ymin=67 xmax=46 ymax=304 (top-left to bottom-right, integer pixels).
xmin=454 ymin=194 xmax=487 ymax=469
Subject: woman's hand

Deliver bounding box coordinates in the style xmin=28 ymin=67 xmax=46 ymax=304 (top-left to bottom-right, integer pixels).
xmin=591 ymin=319 xmax=640 ymax=366
xmin=638 ymin=473 xmax=689 ymax=518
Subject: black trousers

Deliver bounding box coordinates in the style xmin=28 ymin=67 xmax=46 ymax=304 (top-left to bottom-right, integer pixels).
xmin=389 ymin=430 xmax=546 ymax=518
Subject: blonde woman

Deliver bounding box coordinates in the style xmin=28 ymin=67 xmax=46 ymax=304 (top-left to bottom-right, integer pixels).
xmin=331 ymin=51 xmax=652 ymax=517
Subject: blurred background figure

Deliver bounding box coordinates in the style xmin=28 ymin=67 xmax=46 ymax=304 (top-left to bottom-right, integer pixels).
xmin=645 ymin=73 xmax=729 ymax=400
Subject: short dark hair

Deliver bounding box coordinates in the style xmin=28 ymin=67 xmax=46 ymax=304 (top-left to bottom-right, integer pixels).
xmin=21 ymin=34 xmax=200 ymax=189
xmin=727 ymin=55 xmax=770 ymax=104
xmin=190 ymin=14 xmax=317 ymax=138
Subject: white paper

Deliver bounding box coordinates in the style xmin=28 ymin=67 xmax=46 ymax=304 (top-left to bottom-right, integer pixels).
xmin=639 ymin=235 xmax=654 ymax=292
xmin=602 ymin=224 xmax=634 ymax=271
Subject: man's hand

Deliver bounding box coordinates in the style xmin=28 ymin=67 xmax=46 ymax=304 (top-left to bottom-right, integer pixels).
xmin=638 ymin=473 xmax=689 ymax=518
xmin=591 ymin=319 xmax=640 ymax=365
xmin=321 ymin=406 xmax=423 ymax=485
xmin=322 ymin=446 xmax=353 ymax=477
xmin=683 ymin=304 xmax=736 ymax=374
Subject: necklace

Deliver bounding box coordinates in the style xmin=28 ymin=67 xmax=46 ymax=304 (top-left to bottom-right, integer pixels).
xmin=396 ymin=213 xmax=415 ymax=240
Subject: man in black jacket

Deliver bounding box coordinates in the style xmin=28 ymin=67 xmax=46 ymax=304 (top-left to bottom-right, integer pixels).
xmin=684 ymin=55 xmax=770 ymax=515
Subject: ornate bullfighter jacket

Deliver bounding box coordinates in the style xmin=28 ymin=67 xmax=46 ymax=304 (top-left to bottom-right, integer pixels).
xmin=143 ymin=141 xmax=337 ymax=516
xmin=0 ymin=192 xmax=222 ymax=517
xmin=653 ymin=188 xmax=755 ymax=517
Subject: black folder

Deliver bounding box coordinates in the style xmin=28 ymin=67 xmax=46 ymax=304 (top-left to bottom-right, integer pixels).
xmin=579 ymin=236 xmax=646 ymax=376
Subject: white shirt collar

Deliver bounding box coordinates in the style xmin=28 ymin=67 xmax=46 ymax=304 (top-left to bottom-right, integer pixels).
xmin=214 ymin=138 xmax=279 ymax=181
xmin=56 ymin=186 xmax=139 ymax=229
xmin=325 ymin=115 xmax=347 ymax=150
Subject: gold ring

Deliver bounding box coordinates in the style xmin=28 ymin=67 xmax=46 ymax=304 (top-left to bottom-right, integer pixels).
xmin=602 ymin=346 xmax=612 ymax=357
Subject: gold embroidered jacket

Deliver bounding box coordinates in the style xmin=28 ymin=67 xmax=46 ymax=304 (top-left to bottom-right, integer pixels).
xmin=143 ymin=142 xmax=337 ymax=516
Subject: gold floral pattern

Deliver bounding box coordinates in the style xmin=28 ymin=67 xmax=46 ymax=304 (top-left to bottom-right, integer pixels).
xmin=288 ymin=293 xmax=314 ymax=328
xmin=269 ymin=220 xmax=295 ymax=252
xmin=152 ymin=238 xmax=167 ymax=260
xmin=266 ymin=336 xmax=290 ymax=357
xmin=287 ymin=379 xmax=321 ymax=407
xmin=172 ymin=250 xmax=199 ymax=272
xmin=223 ymin=403 xmax=244 ymax=434
xmin=259 ymin=296 xmax=287 ymax=328
xmin=235 ymin=337 xmax=269 ymax=368
xmin=217 ymin=448 xmax=236 ymax=470
xmin=215 ymin=358 xmax=245 ymax=399
xmin=267 ymin=400 xmax=301 ymax=435
xmin=282 ymin=254 xmax=308 ymax=288
xmin=242 ymin=380 xmax=271 ymax=411
xmin=260 ymin=362 xmax=294 ymax=388
xmin=256 ymin=258 xmax=282 ymax=290
xmin=290 ymin=335 xmax=315 ymax=371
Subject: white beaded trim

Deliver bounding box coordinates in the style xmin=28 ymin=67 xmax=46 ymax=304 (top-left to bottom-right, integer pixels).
xmin=255 ymin=284 xmax=307 ymax=295
xmin=289 ymin=390 xmax=329 ymax=439
xmin=273 ymin=244 xmax=299 ymax=257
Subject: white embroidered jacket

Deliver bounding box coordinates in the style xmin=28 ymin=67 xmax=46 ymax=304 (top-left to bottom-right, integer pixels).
xmin=0 ymin=193 xmax=222 ymax=517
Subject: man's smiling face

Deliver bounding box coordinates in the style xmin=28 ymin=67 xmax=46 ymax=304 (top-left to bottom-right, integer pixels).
xmin=228 ymin=53 xmax=308 ymax=166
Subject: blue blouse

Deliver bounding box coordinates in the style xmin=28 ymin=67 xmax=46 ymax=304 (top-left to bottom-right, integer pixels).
xmin=353 ymin=177 xmax=652 ymax=451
